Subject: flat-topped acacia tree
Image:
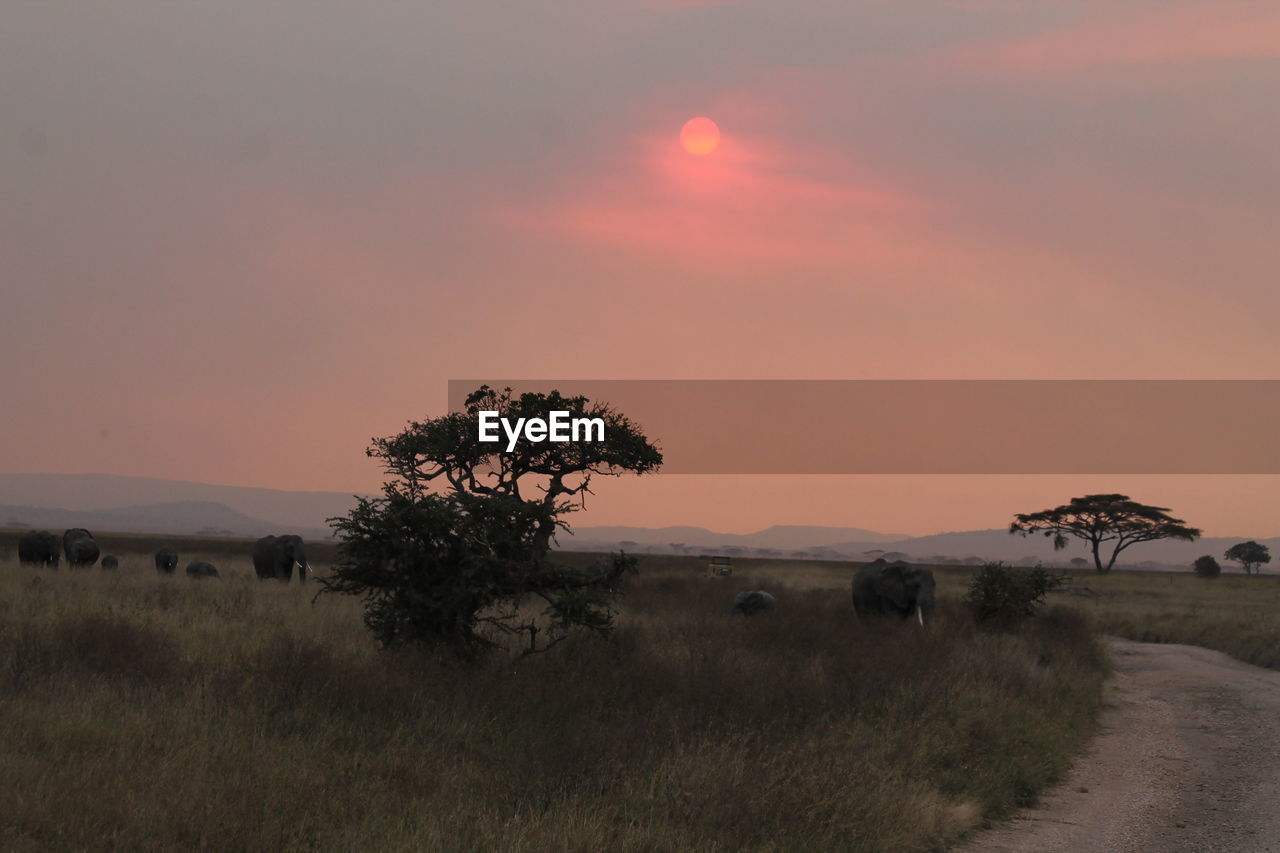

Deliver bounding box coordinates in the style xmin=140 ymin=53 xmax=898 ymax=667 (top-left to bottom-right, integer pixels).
xmin=1009 ymin=493 xmax=1200 ymax=574
xmin=1224 ymin=540 xmax=1271 ymax=575
xmin=322 ymin=386 xmax=661 ymax=660
xmin=373 ymin=385 xmax=663 ymax=554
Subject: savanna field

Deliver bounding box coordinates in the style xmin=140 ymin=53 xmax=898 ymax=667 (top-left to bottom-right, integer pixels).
xmin=14 ymin=533 xmax=1280 ymax=851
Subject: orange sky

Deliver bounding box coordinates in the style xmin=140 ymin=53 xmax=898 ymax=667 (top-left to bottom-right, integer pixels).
xmin=3 ymin=1 xmax=1280 ymax=536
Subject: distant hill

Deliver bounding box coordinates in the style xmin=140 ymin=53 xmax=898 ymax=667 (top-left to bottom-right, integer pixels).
xmin=0 ymin=500 xmax=329 ymax=539
xmin=4 ymin=473 xmax=1276 ymax=570
xmin=563 ymin=524 xmax=906 ymax=550
xmin=825 ymin=528 xmax=1280 ymax=567
xmin=0 ymin=473 xmax=362 ymax=532
xmin=565 ymin=524 xmax=1280 ymax=570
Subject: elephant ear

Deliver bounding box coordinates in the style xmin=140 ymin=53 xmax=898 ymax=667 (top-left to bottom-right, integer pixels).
xmin=907 ymin=567 xmax=936 ymax=593
xmin=879 ymin=564 xmax=910 ymax=610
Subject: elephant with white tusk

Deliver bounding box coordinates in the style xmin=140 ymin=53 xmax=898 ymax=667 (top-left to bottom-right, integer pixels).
xmin=155 ymin=547 xmax=179 ymax=575
xmin=252 ymin=534 xmax=310 ymax=583
xmin=851 ymin=559 xmax=936 ymax=625
xmin=17 ymin=530 xmax=60 ymax=568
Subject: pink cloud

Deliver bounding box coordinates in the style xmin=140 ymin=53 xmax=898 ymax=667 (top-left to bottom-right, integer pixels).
xmin=951 ymin=3 xmax=1280 ymax=73
xmin=496 ymin=109 xmax=925 ymax=272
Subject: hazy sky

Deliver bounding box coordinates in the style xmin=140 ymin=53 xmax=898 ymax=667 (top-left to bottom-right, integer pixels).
xmin=4 ymin=1 xmax=1280 ymax=535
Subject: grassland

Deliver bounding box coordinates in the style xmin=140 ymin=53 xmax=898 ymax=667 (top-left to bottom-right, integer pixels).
xmin=1032 ymin=569 xmax=1280 ymax=671
xmin=0 ymin=539 xmax=1109 ymax=853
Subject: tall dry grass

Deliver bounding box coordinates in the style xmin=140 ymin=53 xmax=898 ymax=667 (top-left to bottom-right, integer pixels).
xmin=1040 ymin=569 xmax=1280 ymax=670
xmin=0 ymin=553 xmax=1105 ymax=852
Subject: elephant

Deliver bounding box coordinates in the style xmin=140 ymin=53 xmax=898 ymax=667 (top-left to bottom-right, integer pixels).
xmin=17 ymin=530 xmax=60 ymax=568
xmin=253 ymin=535 xmax=310 ymax=582
xmin=186 ymin=561 xmax=219 ymax=579
xmin=731 ymin=590 xmax=777 ymax=616
xmin=851 ymin=559 xmax=936 ymax=625
xmin=100 ymin=555 xmax=119 ymax=570
xmin=154 ymin=547 xmax=179 ymax=575
xmin=63 ymin=528 xmax=100 ymax=569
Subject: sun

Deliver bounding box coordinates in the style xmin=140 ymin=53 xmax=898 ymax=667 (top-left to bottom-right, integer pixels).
xmin=680 ymin=116 xmax=720 ymax=156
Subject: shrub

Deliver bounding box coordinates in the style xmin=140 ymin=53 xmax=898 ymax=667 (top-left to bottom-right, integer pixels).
xmin=965 ymin=562 xmax=1066 ymax=625
xmin=1193 ymin=554 xmax=1222 ymax=578
xmin=323 ymin=491 xmax=619 ymax=659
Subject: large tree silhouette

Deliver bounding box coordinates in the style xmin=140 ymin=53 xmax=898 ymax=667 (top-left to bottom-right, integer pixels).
xmin=1009 ymin=494 xmax=1200 ymax=573
xmin=370 ymin=385 xmax=662 ymax=553
xmin=323 ymin=385 xmax=662 ymax=659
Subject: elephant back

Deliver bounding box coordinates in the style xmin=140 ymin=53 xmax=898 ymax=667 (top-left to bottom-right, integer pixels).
xmin=63 ymin=530 xmax=99 ymax=568
xmin=186 ymin=561 xmax=219 ymax=579
xmin=252 ymin=535 xmax=280 ymax=579
xmin=731 ymin=590 xmax=777 ymax=616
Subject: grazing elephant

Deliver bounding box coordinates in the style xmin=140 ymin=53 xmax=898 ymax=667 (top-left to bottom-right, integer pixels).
xmin=100 ymin=555 xmax=119 ymax=570
xmin=154 ymin=547 xmax=179 ymax=575
xmin=17 ymin=530 xmax=60 ymax=568
xmin=63 ymin=528 xmax=100 ymax=569
xmin=731 ymin=590 xmax=777 ymax=616
xmin=253 ymin=535 xmax=310 ymax=582
xmin=186 ymin=561 xmax=219 ymax=579
xmin=852 ymin=559 xmax=936 ymax=625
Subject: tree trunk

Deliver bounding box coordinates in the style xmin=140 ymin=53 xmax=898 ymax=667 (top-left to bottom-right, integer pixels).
xmin=1092 ymin=540 xmax=1107 ymax=573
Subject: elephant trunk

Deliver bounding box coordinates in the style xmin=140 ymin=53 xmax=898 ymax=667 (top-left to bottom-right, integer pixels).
xmin=916 ymin=604 xmax=924 ymax=626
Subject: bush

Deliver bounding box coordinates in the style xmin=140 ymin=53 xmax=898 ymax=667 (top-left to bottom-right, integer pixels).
xmin=1193 ymin=554 xmax=1222 ymax=578
xmin=965 ymin=562 xmax=1066 ymax=625
xmin=322 ymin=491 xmax=618 ymax=659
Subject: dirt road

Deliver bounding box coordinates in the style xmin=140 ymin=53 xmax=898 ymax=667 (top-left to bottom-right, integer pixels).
xmin=963 ymin=637 xmax=1280 ymax=853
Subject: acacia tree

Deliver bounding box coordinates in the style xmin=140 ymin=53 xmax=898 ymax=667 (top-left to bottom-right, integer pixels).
xmin=322 ymin=386 xmax=662 ymax=659
xmin=1224 ymin=540 xmax=1271 ymax=575
xmin=370 ymin=385 xmax=662 ymax=554
xmin=1009 ymin=494 xmax=1200 ymax=574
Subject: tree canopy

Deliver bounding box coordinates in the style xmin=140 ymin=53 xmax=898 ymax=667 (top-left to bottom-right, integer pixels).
xmin=322 ymin=386 xmax=662 ymax=659
xmin=369 ymin=385 xmax=663 ymax=552
xmin=1009 ymin=494 xmax=1200 ymax=573
xmin=1224 ymin=540 xmax=1271 ymax=575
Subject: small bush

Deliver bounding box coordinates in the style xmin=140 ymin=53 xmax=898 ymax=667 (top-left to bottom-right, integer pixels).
xmin=1193 ymin=554 xmax=1222 ymax=578
xmin=965 ymin=562 xmax=1065 ymax=625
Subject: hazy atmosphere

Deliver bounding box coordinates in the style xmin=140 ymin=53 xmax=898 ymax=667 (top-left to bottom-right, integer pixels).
xmin=5 ymin=1 xmax=1280 ymax=534
xmin=9 ymin=6 xmax=1280 ymax=851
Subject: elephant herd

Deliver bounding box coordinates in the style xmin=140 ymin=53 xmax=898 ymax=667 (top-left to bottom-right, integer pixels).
xmin=16 ymin=529 xmax=311 ymax=583
xmin=731 ymin=558 xmax=937 ymax=624
xmin=17 ymin=529 xmax=101 ymax=570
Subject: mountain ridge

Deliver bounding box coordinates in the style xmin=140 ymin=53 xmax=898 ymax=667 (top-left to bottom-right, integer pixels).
xmin=0 ymin=499 xmax=328 ymax=538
